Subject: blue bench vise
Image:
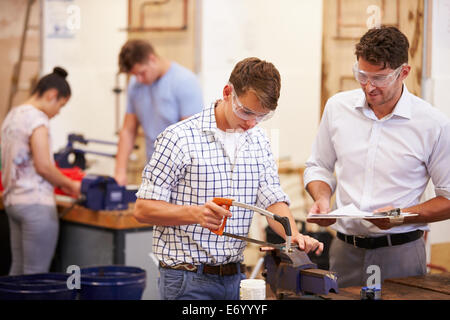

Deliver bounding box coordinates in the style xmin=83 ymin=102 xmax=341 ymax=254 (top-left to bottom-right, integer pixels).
xmin=80 ymin=174 xmax=137 ymax=211
xmin=54 ymin=134 xmax=123 ymax=170
xmin=263 ymin=248 xmax=339 ymax=298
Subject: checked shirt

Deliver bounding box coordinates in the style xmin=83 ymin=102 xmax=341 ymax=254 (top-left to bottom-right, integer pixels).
xmin=136 ymin=103 xmax=290 ymax=266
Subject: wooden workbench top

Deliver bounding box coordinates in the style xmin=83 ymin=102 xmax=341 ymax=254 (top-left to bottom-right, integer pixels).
xmin=0 ymin=192 xmax=151 ymax=230
xmin=321 ymin=272 xmax=450 ymax=300
xmin=57 ymin=201 xmax=151 ymax=230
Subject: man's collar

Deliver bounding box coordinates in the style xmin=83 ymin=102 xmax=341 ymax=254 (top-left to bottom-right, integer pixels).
xmin=200 ymin=101 xmax=219 ymax=134
xmin=354 ymin=84 xmax=412 ymax=120
xmin=391 ymin=85 xmax=412 ymax=119
xmin=200 ymin=101 xmax=257 ymax=143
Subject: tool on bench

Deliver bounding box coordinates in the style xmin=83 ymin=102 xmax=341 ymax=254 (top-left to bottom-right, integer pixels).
xmin=263 ymin=246 xmax=339 ymax=298
xmin=56 ymin=169 xmax=138 ymax=212
xmin=360 ymin=286 xmax=381 ymax=300
xmin=80 ymin=174 xmax=137 ymax=211
xmin=210 ymin=197 xmax=339 ymax=298
xmin=54 ymin=133 xmax=138 ymax=169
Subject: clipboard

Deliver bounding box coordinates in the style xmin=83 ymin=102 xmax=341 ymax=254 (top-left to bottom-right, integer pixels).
xmin=307 ymin=213 xmax=418 ymax=219
xmin=307 ymin=206 xmax=418 ymax=220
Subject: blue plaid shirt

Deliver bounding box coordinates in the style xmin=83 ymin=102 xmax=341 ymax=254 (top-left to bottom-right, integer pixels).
xmin=136 ymin=103 xmax=290 ymax=266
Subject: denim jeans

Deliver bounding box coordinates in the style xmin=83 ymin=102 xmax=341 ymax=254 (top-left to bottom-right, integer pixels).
xmin=159 ymin=264 xmax=246 ymax=300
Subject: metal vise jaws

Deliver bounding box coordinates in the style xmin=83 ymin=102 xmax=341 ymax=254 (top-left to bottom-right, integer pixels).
xmin=80 ymin=174 xmax=137 ymax=211
xmin=263 ymin=248 xmax=339 ymax=298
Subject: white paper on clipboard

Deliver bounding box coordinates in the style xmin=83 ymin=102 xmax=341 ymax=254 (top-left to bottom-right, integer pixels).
xmin=307 ymin=204 xmax=418 ymax=219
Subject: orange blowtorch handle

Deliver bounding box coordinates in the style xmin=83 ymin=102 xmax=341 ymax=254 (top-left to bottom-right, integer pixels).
xmin=210 ymin=197 xmax=233 ymax=235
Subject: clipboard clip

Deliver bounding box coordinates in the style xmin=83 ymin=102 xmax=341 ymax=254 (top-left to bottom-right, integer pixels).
xmin=373 ymin=208 xmax=401 ymax=217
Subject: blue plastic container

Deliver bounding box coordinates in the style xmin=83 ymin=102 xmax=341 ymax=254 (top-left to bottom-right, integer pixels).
xmin=0 ymin=273 xmax=76 ymax=300
xmin=79 ymin=265 xmax=146 ymax=300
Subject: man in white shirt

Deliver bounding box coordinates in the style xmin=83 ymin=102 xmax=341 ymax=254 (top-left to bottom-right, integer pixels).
xmin=304 ymin=26 xmax=450 ymax=288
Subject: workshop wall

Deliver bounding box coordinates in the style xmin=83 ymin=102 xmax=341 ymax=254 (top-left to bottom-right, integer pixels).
xmin=425 ymin=0 xmax=450 ymax=270
xmin=428 ymin=0 xmax=450 ymax=116
xmin=41 ymin=0 xmax=323 ymax=174
xmin=0 ymin=0 xmax=41 ymax=125
xmin=42 ymin=0 xmax=128 ymax=175
xmin=199 ymin=0 xmax=324 ymax=166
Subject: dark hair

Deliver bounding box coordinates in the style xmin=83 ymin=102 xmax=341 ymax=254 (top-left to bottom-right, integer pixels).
xmin=31 ymin=66 xmax=71 ymax=98
xmin=118 ymin=39 xmax=155 ymax=73
xmin=355 ymin=26 xmax=409 ymax=69
xmin=228 ymin=57 xmax=281 ymax=111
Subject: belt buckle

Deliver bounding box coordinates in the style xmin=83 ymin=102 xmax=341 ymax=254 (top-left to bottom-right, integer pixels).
xmin=186 ymin=264 xmax=197 ymax=272
xmin=353 ymin=235 xmax=366 ymax=248
xmin=219 ymin=264 xmax=224 ymax=276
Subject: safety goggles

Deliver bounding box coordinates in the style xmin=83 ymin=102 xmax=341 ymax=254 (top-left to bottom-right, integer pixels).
xmin=353 ymin=62 xmax=405 ymax=87
xmin=229 ymin=83 xmax=274 ymax=122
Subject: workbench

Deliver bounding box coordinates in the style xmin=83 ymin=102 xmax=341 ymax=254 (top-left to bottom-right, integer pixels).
xmin=0 ymin=195 xmax=160 ymax=300
xmin=264 ymin=271 xmax=450 ymax=300
xmin=320 ymin=272 xmax=450 ymax=300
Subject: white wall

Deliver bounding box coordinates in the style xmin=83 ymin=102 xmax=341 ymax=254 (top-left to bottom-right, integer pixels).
xmin=200 ymin=0 xmax=323 ymax=165
xmin=42 ymin=0 xmax=128 ymax=175
xmin=429 ymin=0 xmax=450 ymax=117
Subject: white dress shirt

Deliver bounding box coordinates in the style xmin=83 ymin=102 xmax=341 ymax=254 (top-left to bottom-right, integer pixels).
xmin=304 ymin=85 xmax=450 ymax=236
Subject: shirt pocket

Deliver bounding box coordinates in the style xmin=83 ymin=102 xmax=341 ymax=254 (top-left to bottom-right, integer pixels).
xmin=229 ymin=152 xmax=260 ymax=205
xmin=185 ymin=156 xmax=230 ymax=202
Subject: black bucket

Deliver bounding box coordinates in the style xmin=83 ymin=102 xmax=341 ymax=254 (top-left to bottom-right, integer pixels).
xmin=0 ymin=273 xmax=76 ymax=300
xmin=79 ymin=265 xmax=146 ymax=300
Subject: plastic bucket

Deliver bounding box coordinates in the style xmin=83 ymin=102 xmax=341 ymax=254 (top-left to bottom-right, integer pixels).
xmin=79 ymin=265 xmax=146 ymax=300
xmin=0 ymin=273 xmax=76 ymax=300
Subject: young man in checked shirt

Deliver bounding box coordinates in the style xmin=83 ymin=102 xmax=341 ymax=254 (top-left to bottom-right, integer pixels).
xmin=134 ymin=57 xmax=324 ymax=300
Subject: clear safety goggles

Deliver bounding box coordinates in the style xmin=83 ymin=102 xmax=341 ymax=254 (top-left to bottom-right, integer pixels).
xmin=353 ymin=62 xmax=405 ymax=87
xmin=229 ymin=83 xmax=274 ymax=122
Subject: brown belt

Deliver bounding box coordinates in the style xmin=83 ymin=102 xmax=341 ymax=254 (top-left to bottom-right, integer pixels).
xmin=159 ymin=261 xmax=245 ymax=276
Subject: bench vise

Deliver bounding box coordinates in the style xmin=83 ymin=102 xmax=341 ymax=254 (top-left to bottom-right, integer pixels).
xmin=54 ymin=133 xmax=129 ymax=169
xmin=263 ymin=248 xmax=339 ymax=298
xmin=80 ymin=174 xmax=137 ymax=211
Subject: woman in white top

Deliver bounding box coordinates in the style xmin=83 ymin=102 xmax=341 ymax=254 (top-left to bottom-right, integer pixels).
xmin=1 ymin=66 xmax=81 ymax=275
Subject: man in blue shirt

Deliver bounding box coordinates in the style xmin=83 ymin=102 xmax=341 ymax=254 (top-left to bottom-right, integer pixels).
xmin=114 ymin=39 xmax=203 ymax=185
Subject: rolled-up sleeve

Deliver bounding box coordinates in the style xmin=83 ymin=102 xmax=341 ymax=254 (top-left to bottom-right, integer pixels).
xmin=136 ymin=129 xmax=187 ymax=201
xmin=429 ymin=122 xmax=450 ymax=200
xmin=256 ymin=136 xmax=290 ymax=209
xmin=303 ymin=101 xmax=337 ymax=193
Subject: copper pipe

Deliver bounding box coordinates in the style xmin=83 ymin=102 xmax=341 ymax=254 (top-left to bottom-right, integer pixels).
xmin=124 ymin=0 xmax=188 ymax=32
xmin=140 ymin=0 xmax=170 ymax=28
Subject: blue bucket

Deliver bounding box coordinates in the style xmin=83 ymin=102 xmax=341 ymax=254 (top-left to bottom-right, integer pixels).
xmin=79 ymin=265 xmax=146 ymax=300
xmin=0 ymin=273 xmax=76 ymax=300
